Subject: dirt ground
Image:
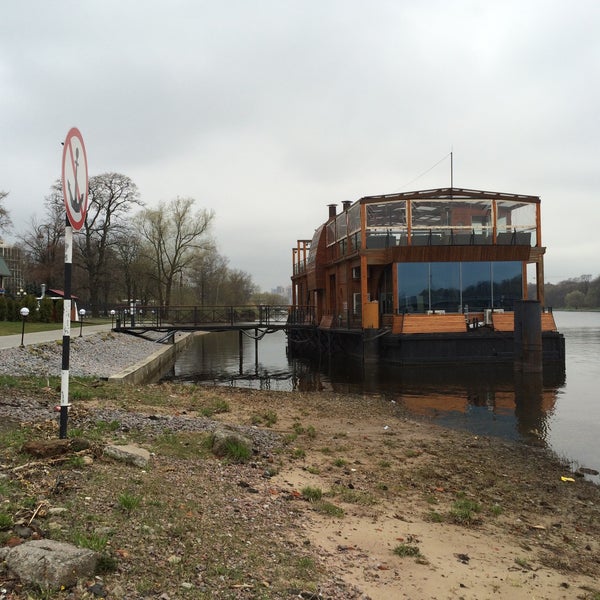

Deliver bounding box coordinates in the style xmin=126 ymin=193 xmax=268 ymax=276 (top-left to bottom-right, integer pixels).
xmin=2 ymin=384 xmax=600 ymax=599
xmin=220 ymin=389 xmax=600 ymax=600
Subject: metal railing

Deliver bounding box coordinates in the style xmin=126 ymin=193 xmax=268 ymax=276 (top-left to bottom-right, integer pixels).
xmin=114 ymin=304 xmax=316 ymax=329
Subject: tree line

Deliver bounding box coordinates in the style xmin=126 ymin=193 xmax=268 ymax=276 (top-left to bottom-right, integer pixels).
xmin=1 ymin=175 xmax=286 ymax=317
xmin=542 ymin=274 xmax=600 ymax=310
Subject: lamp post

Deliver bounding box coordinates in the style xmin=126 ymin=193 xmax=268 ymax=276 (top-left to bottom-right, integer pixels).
xmin=110 ymin=309 xmax=116 ymax=328
xmin=19 ymin=307 xmax=30 ymax=347
xmin=79 ymin=308 xmax=86 ymax=337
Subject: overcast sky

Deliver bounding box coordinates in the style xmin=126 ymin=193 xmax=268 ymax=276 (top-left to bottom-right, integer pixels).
xmin=1 ymin=1 xmax=599 ymax=291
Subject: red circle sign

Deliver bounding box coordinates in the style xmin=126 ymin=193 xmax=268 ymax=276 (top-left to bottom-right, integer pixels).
xmin=62 ymin=127 xmax=88 ymax=231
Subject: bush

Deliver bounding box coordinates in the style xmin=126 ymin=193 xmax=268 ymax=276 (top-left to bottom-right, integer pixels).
xmin=38 ymin=297 xmax=53 ymax=323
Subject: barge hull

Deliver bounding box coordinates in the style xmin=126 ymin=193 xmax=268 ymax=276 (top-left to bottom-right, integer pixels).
xmin=287 ymin=327 xmax=565 ymax=367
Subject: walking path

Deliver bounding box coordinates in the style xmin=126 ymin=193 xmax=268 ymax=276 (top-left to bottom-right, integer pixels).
xmin=0 ymin=323 xmax=113 ymax=350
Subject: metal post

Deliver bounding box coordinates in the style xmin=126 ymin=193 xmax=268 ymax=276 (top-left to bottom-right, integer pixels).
xmin=78 ymin=308 xmax=85 ymax=337
xmin=19 ymin=307 xmax=29 ymax=347
xmin=59 ymin=223 xmax=73 ymax=439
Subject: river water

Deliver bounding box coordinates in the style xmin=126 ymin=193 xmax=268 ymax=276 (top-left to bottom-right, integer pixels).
xmin=170 ymin=311 xmax=600 ymax=481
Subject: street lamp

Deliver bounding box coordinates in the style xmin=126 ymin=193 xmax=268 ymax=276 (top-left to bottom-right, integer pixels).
xmin=110 ymin=309 xmax=116 ymax=328
xmin=19 ymin=307 xmax=30 ymax=347
xmin=78 ymin=308 xmax=86 ymax=337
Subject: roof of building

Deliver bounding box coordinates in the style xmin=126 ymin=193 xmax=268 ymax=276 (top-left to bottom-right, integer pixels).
xmin=0 ymin=257 xmax=11 ymax=277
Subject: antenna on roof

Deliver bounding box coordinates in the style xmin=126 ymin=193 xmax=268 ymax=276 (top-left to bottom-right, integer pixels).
xmin=450 ymin=149 xmax=454 ymax=188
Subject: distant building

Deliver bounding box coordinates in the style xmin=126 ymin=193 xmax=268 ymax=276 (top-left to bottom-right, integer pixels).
xmin=272 ymin=285 xmax=292 ymax=302
xmin=0 ymin=256 xmax=10 ymax=294
xmin=0 ymin=243 xmax=25 ymax=294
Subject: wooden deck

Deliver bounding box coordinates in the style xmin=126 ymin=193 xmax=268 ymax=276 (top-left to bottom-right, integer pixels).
xmin=392 ymin=311 xmax=558 ymax=334
xmin=392 ymin=314 xmax=467 ymax=334
xmin=491 ymin=311 xmax=558 ymax=332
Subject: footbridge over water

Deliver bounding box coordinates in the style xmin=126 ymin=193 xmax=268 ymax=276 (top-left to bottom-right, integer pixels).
xmin=113 ymin=304 xmax=315 ymax=342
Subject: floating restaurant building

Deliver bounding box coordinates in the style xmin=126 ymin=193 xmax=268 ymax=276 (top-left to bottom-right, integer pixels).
xmin=289 ymin=187 xmax=565 ymax=366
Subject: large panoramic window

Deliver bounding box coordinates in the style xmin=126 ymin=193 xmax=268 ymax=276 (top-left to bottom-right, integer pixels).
xmin=492 ymin=262 xmax=523 ymax=308
xmin=430 ymin=262 xmax=460 ymax=311
xmin=397 ymin=261 xmax=522 ymax=313
xmin=397 ymin=263 xmax=429 ymax=313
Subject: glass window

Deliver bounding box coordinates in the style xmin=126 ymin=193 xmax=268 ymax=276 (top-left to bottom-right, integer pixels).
xmin=430 ymin=263 xmax=460 ymax=311
xmin=347 ymin=204 xmax=361 ymax=235
xmin=397 ymin=263 xmax=429 ymax=313
xmin=397 ymin=261 xmax=523 ymax=314
xmin=492 ymin=261 xmax=522 ymax=309
xmin=307 ymin=225 xmax=324 ymax=264
xmin=366 ymin=201 xmax=406 ymax=229
xmin=461 ymin=262 xmax=491 ymax=311
xmin=326 ymin=220 xmax=336 ymax=247
xmin=336 ymin=212 xmax=347 ymax=241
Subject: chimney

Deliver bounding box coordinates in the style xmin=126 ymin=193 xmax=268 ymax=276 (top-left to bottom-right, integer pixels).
xmin=328 ymin=204 xmax=337 ymax=219
xmin=342 ymin=200 xmax=351 ymax=212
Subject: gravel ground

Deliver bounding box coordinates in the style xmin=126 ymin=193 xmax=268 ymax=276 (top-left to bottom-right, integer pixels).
xmin=0 ymin=332 xmax=163 ymax=379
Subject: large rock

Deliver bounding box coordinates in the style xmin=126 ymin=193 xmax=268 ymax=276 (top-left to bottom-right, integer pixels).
xmin=2 ymin=539 xmax=97 ymax=589
xmin=104 ymin=443 xmax=150 ymax=467
xmin=21 ymin=439 xmax=70 ymax=458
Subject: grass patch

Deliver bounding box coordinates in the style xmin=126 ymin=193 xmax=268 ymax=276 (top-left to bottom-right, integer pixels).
xmin=425 ymin=510 xmax=444 ymax=523
xmin=251 ymin=410 xmax=278 ymax=427
xmin=393 ymin=543 xmax=422 ymax=558
xmin=118 ymin=492 xmax=142 ymax=512
xmin=312 ymin=500 xmax=344 ymax=518
xmin=290 ymin=447 xmax=306 ymax=460
xmin=152 ymin=430 xmax=211 ymax=459
xmin=330 ymin=485 xmax=376 ymax=506
xmin=72 ymin=530 xmax=109 ymax=552
xmin=212 ymin=436 xmax=252 ymax=463
xmin=199 ymin=398 xmax=230 ymax=417
xmin=0 ymin=511 xmax=13 ymax=529
xmin=449 ymin=495 xmax=482 ymax=525
xmin=333 ymin=457 xmax=347 ymax=468
xmin=301 ymin=486 xmax=323 ymax=502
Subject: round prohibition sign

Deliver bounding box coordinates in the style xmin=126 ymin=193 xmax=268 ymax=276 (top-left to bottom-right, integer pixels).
xmin=62 ymin=127 xmax=88 ymax=231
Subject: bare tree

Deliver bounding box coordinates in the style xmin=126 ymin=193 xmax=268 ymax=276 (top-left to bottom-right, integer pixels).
xmin=19 ymin=182 xmax=65 ymax=289
xmin=139 ymin=197 xmax=214 ymax=310
xmin=112 ymin=225 xmax=154 ymax=305
xmin=190 ymin=244 xmax=229 ymax=305
xmin=0 ymin=190 xmax=12 ymax=235
xmin=219 ymin=268 xmax=258 ymax=305
xmin=76 ymin=173 xmax=142 ymax=314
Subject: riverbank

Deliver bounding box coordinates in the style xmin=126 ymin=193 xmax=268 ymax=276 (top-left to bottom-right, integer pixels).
xmin=1 ymin=335 xmax=599 ymax=599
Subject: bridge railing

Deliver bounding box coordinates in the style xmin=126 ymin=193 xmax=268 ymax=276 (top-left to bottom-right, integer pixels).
xmin=114 ymin=305 xmax=316 ymax=328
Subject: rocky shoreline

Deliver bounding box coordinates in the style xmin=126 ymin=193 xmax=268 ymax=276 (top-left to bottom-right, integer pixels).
xmin=0 ymin=331 xmax=161 ymax=380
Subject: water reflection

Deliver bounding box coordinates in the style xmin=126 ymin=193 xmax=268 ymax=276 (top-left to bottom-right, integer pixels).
xmin=306 ymin=357 xmax=564 ymax=444
xmin=169 ymin=330 xmax=565 ymax=448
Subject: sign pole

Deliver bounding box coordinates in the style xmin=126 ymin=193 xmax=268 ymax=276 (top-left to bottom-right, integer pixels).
xmin=60 ymin=127 xmax=88 ymax=439
xmin=59 ymin=221 xmax=73 ymax=438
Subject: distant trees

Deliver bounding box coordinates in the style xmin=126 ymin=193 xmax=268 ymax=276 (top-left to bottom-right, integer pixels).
xmin=544 ymin=274 xmax=600 ymax=309
xmin=19 ymin=182 xmax=65 ymax=290
xmin=77 ymin=173 xmax=143 ymax=315
xmin=0 ymin=190 xmax=11 ymax=235
xmin=13 ymin=177 xmax=262 ymax=310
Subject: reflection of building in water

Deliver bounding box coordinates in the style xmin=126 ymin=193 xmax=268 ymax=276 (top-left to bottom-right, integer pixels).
xmin=328 ymin=363 xmax=565 ymax=444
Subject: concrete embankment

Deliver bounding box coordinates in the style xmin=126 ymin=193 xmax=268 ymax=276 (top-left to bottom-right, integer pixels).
xmin=107 ymin=332 xmax=197 ymax=385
